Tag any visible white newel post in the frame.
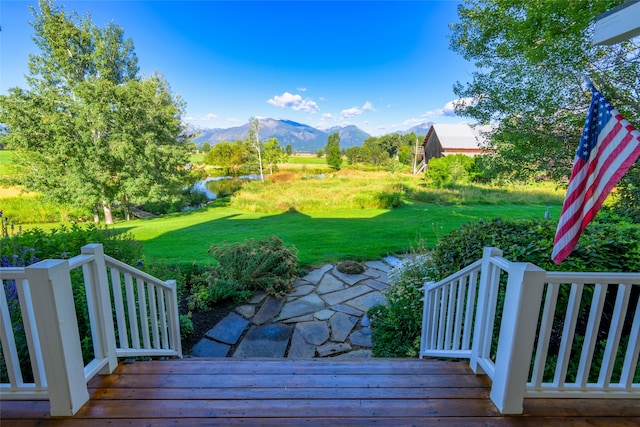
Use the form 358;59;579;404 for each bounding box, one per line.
489;262;546;414
25;260;90;416
470;246;503;374
81;244;118;374
167;279;183;357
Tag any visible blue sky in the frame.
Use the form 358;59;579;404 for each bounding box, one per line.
1;0;476;136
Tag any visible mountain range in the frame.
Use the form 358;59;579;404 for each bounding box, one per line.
190;118;432;153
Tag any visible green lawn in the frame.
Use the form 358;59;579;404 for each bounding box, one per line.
114;201;555;267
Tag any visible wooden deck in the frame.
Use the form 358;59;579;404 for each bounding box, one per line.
2;358;639;426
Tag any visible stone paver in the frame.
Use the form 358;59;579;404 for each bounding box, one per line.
316;274;346;294
362;278;388;292
253;296;285;325
301;264;333;283
330;312;357;342
317;342;352;357
349;330;373;348
296;321;329;346
346;291;387;312
321;285;372;306
331;269;368;285
188;258;398;359
277;293;325;321
288;329;316;358
205;312;249;345
191;338;230;357
233;324;291;358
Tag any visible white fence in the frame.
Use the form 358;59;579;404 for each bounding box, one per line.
0;244;182;416
421;247;640;414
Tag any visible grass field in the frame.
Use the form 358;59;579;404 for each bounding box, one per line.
112;201;555;267
2;151;565;267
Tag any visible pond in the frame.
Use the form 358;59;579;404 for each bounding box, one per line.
192;175;259;200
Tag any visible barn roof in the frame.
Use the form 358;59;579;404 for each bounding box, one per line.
428;123;493;150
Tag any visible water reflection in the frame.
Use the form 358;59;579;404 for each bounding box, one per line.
192;175;258;200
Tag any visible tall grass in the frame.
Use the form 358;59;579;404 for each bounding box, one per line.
230;170;565;213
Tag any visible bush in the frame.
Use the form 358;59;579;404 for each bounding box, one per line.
208;236;299;298
428;217;640;280
424;154;475;188
186;272;251;311
368;217;640;358
369;254;432;357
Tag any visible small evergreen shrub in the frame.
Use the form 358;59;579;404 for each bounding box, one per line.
208;236;299;298
336;260;365;275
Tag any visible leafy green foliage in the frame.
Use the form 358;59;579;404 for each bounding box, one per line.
209;236;299;298
369;254;432;357
612;163;640;223
450;0;639;183
369;217;640;358
179;314;194;339
0;0;191;223
428;217;640;280
326;132;342;170
424;154;476;187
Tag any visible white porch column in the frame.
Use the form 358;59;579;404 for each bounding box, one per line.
25;260;89;416
469;246;503;374
81;244;119;374
489;262;546;414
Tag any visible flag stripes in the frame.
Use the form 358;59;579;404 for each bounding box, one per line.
552;86;640;264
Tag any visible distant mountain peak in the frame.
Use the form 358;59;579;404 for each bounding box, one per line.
190;118;426;152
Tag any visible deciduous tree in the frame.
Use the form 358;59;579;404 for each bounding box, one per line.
450;0;639;185
0;0;190;223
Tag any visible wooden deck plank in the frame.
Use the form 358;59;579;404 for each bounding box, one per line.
110;358;472;375
2;358;638;425
91;372;487;388
89;386;491;400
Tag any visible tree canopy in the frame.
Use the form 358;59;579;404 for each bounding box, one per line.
0;0;191;223
450;0;640;182
326;132;342;170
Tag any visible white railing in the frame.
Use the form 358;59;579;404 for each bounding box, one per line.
0;244;182;416
421;247;640;414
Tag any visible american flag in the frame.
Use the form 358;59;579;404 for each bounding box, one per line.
552;84;640;264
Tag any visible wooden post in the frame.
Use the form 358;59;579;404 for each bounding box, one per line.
25;260;89;416
167;279;183;357
489;262;546;414
470;247;503;374
81;244;118;374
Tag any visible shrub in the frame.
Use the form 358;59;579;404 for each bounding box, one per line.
369;254;432;357
179;314;194;340
186;272;251;311
208;236;299;298
428;217;640;280
336;260;365;275
369;217;640;358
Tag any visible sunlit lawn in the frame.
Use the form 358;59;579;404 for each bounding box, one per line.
113;201;555;267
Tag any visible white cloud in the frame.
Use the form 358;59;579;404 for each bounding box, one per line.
267;92;319;113
425;97;476;118
362;101;376;112
227;117;241;123
297;87;307;92
402;118;427;127
341;107;362;119
203;113;219;121
322;113;334;120
341;101;376;119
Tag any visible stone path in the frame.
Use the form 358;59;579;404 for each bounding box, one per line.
189;257;401;358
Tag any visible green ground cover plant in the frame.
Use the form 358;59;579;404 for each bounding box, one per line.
369;216;640;373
